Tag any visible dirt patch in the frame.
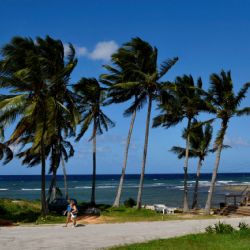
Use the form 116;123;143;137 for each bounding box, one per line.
0;219;16;227
77;215;114;224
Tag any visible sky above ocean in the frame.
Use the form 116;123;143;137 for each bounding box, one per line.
1;0;250;174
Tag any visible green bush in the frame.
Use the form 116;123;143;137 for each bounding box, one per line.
124;198;136;208
238;222;250;231
205;222;235;234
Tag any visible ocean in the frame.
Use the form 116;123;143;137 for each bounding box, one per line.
1;173;250;208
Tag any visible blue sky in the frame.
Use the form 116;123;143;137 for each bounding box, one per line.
1;0;250;174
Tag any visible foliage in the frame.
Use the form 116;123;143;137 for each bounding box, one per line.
238;222;250;231
205;221;235;234
0;199;40;223
0;199;66;224
124;198;136;208
0;126;13;164
73;77;115;141
101;37;178;116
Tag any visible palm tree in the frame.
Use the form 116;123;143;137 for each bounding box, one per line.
153;75;208;212
102;38;178;209
204;70;250;214
73;78;115;205
101;40;159;207
0;36;77;215
170;121;214;209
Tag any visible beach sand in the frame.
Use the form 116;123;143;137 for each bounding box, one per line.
1;217;250;250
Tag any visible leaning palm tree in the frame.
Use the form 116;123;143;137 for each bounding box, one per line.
74;78;115;205
204;70;250;214
0;36;77;215
153;75;208;212
102;38;178;209
170;121;214;209
101;38;177;207
101;69;139;207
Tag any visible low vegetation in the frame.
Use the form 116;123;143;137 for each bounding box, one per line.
0;199;222;225
0;199;64;225
109;222;250;250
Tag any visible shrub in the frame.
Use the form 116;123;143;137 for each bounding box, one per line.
205;221;235;234
238;222;250;231
124;198;136;208
205;225;214;234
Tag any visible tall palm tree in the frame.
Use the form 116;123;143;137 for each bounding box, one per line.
73;78;115;205
153;75;208;212
204;70;250;214
102;38;178;209
0;36;77;215
101;40;161;207
170;121;214;209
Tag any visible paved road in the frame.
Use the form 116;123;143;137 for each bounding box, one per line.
1;217;250;250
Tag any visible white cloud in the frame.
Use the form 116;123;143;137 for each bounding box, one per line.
64;40;118;61
89;41;118;61
64;43;88;57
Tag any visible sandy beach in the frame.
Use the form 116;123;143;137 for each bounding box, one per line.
1;217;250;250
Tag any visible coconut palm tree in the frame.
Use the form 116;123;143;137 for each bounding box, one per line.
153;75;208;212
204;70;250;214
170;121;214;209
102;38;178;209
0;36;77;215
73;78;115;205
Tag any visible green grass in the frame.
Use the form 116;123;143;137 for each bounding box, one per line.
109;230;250;250
0;199;221;225
101;206;165;222
0;199;65;224
0;199;41;223
100;206;219;223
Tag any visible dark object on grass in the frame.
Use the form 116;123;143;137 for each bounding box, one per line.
83;207;101;215
48;198;68;214
124;198;136;208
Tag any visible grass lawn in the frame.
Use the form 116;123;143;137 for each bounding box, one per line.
109;230;250;250
0;199;222;225
0;199;65;225
99;206;221;223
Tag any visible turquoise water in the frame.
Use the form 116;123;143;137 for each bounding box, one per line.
1;173;250;207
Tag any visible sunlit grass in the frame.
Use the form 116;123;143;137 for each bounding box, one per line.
109;230;250;250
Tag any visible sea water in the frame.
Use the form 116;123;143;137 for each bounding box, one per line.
1;173;250;207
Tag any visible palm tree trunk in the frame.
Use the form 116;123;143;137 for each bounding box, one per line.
204;143;223;214
136;96;152;209
91;121;97;206
113;109;137;207
41;137;48;216
183;118;191;213
61;157;68;200
47;167;57;203
191;158;202;209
